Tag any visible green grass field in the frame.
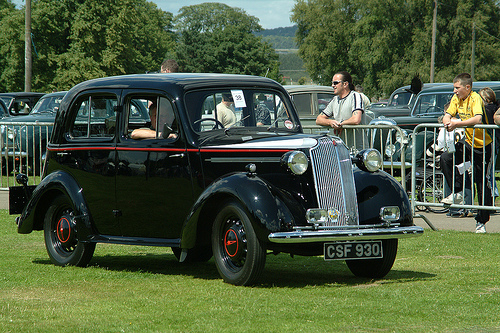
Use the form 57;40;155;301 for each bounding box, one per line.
1;209;499;332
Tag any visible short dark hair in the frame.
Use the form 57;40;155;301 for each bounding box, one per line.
222;93;233;102
453;73;472;87
161;59;179;73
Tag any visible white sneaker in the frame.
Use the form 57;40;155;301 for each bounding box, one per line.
441;192;463;205
476;222;486;234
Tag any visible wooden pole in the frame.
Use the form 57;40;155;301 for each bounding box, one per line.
471;22;476;81
24;0;32;92
430;0;437;83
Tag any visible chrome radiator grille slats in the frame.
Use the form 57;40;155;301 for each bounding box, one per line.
310;137;359;226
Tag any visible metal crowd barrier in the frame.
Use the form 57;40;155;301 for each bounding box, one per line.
0;121;53;189
411;123;500;228
302;124;410;189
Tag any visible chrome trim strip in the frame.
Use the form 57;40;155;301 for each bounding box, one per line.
268;225;424;243
206;157;281;163
204;137;318;150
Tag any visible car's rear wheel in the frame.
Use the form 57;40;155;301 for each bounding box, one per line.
212;200;266;286
345;239;398;278
44;194;95;267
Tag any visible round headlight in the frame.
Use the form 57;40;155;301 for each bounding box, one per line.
281;151;308;175
385;143;396;157
361;149;382;172
7;128;16;140
396;130;409;144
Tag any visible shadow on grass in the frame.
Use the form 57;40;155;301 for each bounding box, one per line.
33;252;435;288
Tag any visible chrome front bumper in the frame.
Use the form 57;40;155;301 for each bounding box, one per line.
268;225;423;244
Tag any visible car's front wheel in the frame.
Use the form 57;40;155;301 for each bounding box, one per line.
212;200;266;286
345;239;398;278
43;194;95;267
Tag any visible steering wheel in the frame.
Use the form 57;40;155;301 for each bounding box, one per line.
424;106;442;114
193;118;224;130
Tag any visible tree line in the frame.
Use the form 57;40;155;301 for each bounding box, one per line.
291;0;500;100
0;0;280;92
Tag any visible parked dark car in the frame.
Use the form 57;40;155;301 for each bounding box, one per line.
372;81;500;166
370;100;389;109
372;83;447;119
0;92;45;116
10;74;423;286
0;91;66;175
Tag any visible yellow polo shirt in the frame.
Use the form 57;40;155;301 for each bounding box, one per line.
446;91;491;148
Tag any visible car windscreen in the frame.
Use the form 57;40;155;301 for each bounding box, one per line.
412;93;454;116
388;91;412;107
31;95;65;114
185;89;300;133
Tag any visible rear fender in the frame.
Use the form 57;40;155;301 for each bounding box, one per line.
16;170;93;240
181;172;294;249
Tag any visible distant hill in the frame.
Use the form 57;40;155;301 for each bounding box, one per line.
255;26;307;84
255;26;297;38
255;26;298;50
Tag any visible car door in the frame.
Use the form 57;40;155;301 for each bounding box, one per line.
115;91;194;239
57;90;120;235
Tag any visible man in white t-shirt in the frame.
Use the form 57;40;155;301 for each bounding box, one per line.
216;94;236;127
316;71;368;151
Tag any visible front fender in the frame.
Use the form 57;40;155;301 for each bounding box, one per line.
181;172;295;249
354;168;412;226
17;170;93;240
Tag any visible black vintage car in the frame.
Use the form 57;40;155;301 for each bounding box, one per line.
11;74;423;286
0;92;45;116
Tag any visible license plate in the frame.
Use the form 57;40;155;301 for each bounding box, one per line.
324;241;383;260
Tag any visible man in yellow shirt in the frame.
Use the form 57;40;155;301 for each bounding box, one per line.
440;73;493;233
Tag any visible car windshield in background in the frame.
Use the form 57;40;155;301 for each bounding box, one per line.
185;89;299;132
412;93;454;117
0;97;12;107
388;91;412;107
31;95;65;114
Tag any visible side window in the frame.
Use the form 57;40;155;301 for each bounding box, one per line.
70;95;117;139
291;94;312;116
127;95;178;140
12;98;32;115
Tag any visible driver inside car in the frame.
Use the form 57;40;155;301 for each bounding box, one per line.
131;99;177;140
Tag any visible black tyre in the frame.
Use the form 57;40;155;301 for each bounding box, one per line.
43;195;95;267
212;200;266;286
345;239;398;278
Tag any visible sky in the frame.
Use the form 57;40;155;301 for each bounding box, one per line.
11;0;296;29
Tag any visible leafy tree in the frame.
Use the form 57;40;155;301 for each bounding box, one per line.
173;3;281;81
0;2;23;91
0;0;175;92
292;0;500;99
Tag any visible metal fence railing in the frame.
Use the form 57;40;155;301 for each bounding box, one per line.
0;121;53;188
302;124;410;189
410;123;500;228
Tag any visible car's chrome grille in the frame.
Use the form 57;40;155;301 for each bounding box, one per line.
310;136;359;226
